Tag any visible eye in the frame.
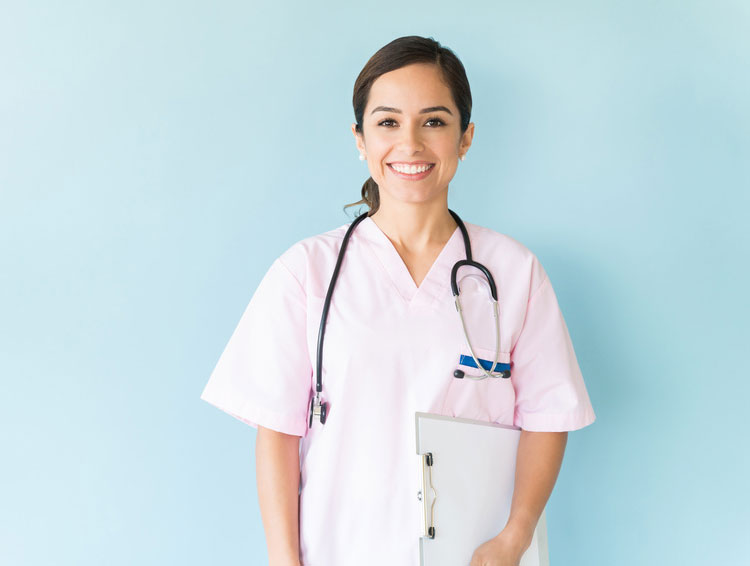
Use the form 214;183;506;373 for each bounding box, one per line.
377;116;446;128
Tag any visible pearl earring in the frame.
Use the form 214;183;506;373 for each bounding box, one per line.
359;154;366;161
460;154;466;161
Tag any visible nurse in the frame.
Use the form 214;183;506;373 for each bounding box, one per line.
200;35;596;566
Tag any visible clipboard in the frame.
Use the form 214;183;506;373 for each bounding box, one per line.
415;412;550;566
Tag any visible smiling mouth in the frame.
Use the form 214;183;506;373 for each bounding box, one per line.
387;163;435;175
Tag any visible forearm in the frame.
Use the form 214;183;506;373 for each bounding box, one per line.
256;425;302;566
502;430;568;549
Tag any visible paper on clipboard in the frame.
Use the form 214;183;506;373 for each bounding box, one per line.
415;412;550;566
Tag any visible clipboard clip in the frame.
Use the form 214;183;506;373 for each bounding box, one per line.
417;451;437;539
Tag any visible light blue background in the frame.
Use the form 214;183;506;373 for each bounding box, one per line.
1;1;748;564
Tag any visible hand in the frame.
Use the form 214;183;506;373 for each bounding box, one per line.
468;528;530;566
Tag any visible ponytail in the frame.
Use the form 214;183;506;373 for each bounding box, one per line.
343;176;379;216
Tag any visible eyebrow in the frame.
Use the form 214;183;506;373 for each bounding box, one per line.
370;105;453;116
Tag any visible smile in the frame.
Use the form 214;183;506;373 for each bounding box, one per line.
387;162;435;180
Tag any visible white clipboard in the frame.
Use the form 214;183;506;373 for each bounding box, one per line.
415;412;550;566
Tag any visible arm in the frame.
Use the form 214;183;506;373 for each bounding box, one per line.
470;430;568;566
505;430;568;546
256;425;302;566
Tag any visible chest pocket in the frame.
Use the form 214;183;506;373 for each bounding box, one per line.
440;344;516;426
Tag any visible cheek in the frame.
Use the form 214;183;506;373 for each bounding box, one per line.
368;161;388;182
437;141;460;160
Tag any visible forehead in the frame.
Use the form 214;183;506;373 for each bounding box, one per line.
367;63;454;112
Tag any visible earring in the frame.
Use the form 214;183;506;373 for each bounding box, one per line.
460;154;466;161
359;154;366;161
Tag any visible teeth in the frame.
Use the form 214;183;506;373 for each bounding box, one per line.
391;163;432;174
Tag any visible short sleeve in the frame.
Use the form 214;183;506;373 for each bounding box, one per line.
510;264;596;432
200;256;312;437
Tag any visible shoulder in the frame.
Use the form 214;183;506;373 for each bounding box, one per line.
272;221;351;291
464;221;548;297
465;222;533;260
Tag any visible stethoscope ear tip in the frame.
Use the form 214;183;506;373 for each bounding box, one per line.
452;368;511;380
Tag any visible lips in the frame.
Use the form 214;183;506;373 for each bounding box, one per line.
387;162;435;180
387;163;435;172
387;162;434;167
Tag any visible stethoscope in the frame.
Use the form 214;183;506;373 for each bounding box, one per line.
309;209;510;428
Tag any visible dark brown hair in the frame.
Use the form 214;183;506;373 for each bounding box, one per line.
344;35;473;216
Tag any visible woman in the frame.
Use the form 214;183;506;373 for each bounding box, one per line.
200;35;596;566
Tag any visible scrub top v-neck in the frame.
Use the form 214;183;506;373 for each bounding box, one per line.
200;216;596;566
359;216;463;308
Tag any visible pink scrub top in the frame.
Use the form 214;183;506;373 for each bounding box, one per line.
200;216;596;566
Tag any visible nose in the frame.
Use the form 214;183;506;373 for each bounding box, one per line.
397;122;425;153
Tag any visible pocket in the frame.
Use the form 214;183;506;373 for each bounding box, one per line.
440;344;515;424
455;344;511;378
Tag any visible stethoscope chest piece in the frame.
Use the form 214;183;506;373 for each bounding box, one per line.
309;394;327;428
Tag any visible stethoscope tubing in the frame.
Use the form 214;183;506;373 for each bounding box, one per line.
311;209;507;427
314;211;369;396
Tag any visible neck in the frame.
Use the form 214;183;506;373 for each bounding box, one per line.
370;201;458;251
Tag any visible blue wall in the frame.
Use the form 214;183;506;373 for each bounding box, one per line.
1;1;748;564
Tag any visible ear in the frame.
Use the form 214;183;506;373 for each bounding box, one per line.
459;122;475;155
351;123;366;155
